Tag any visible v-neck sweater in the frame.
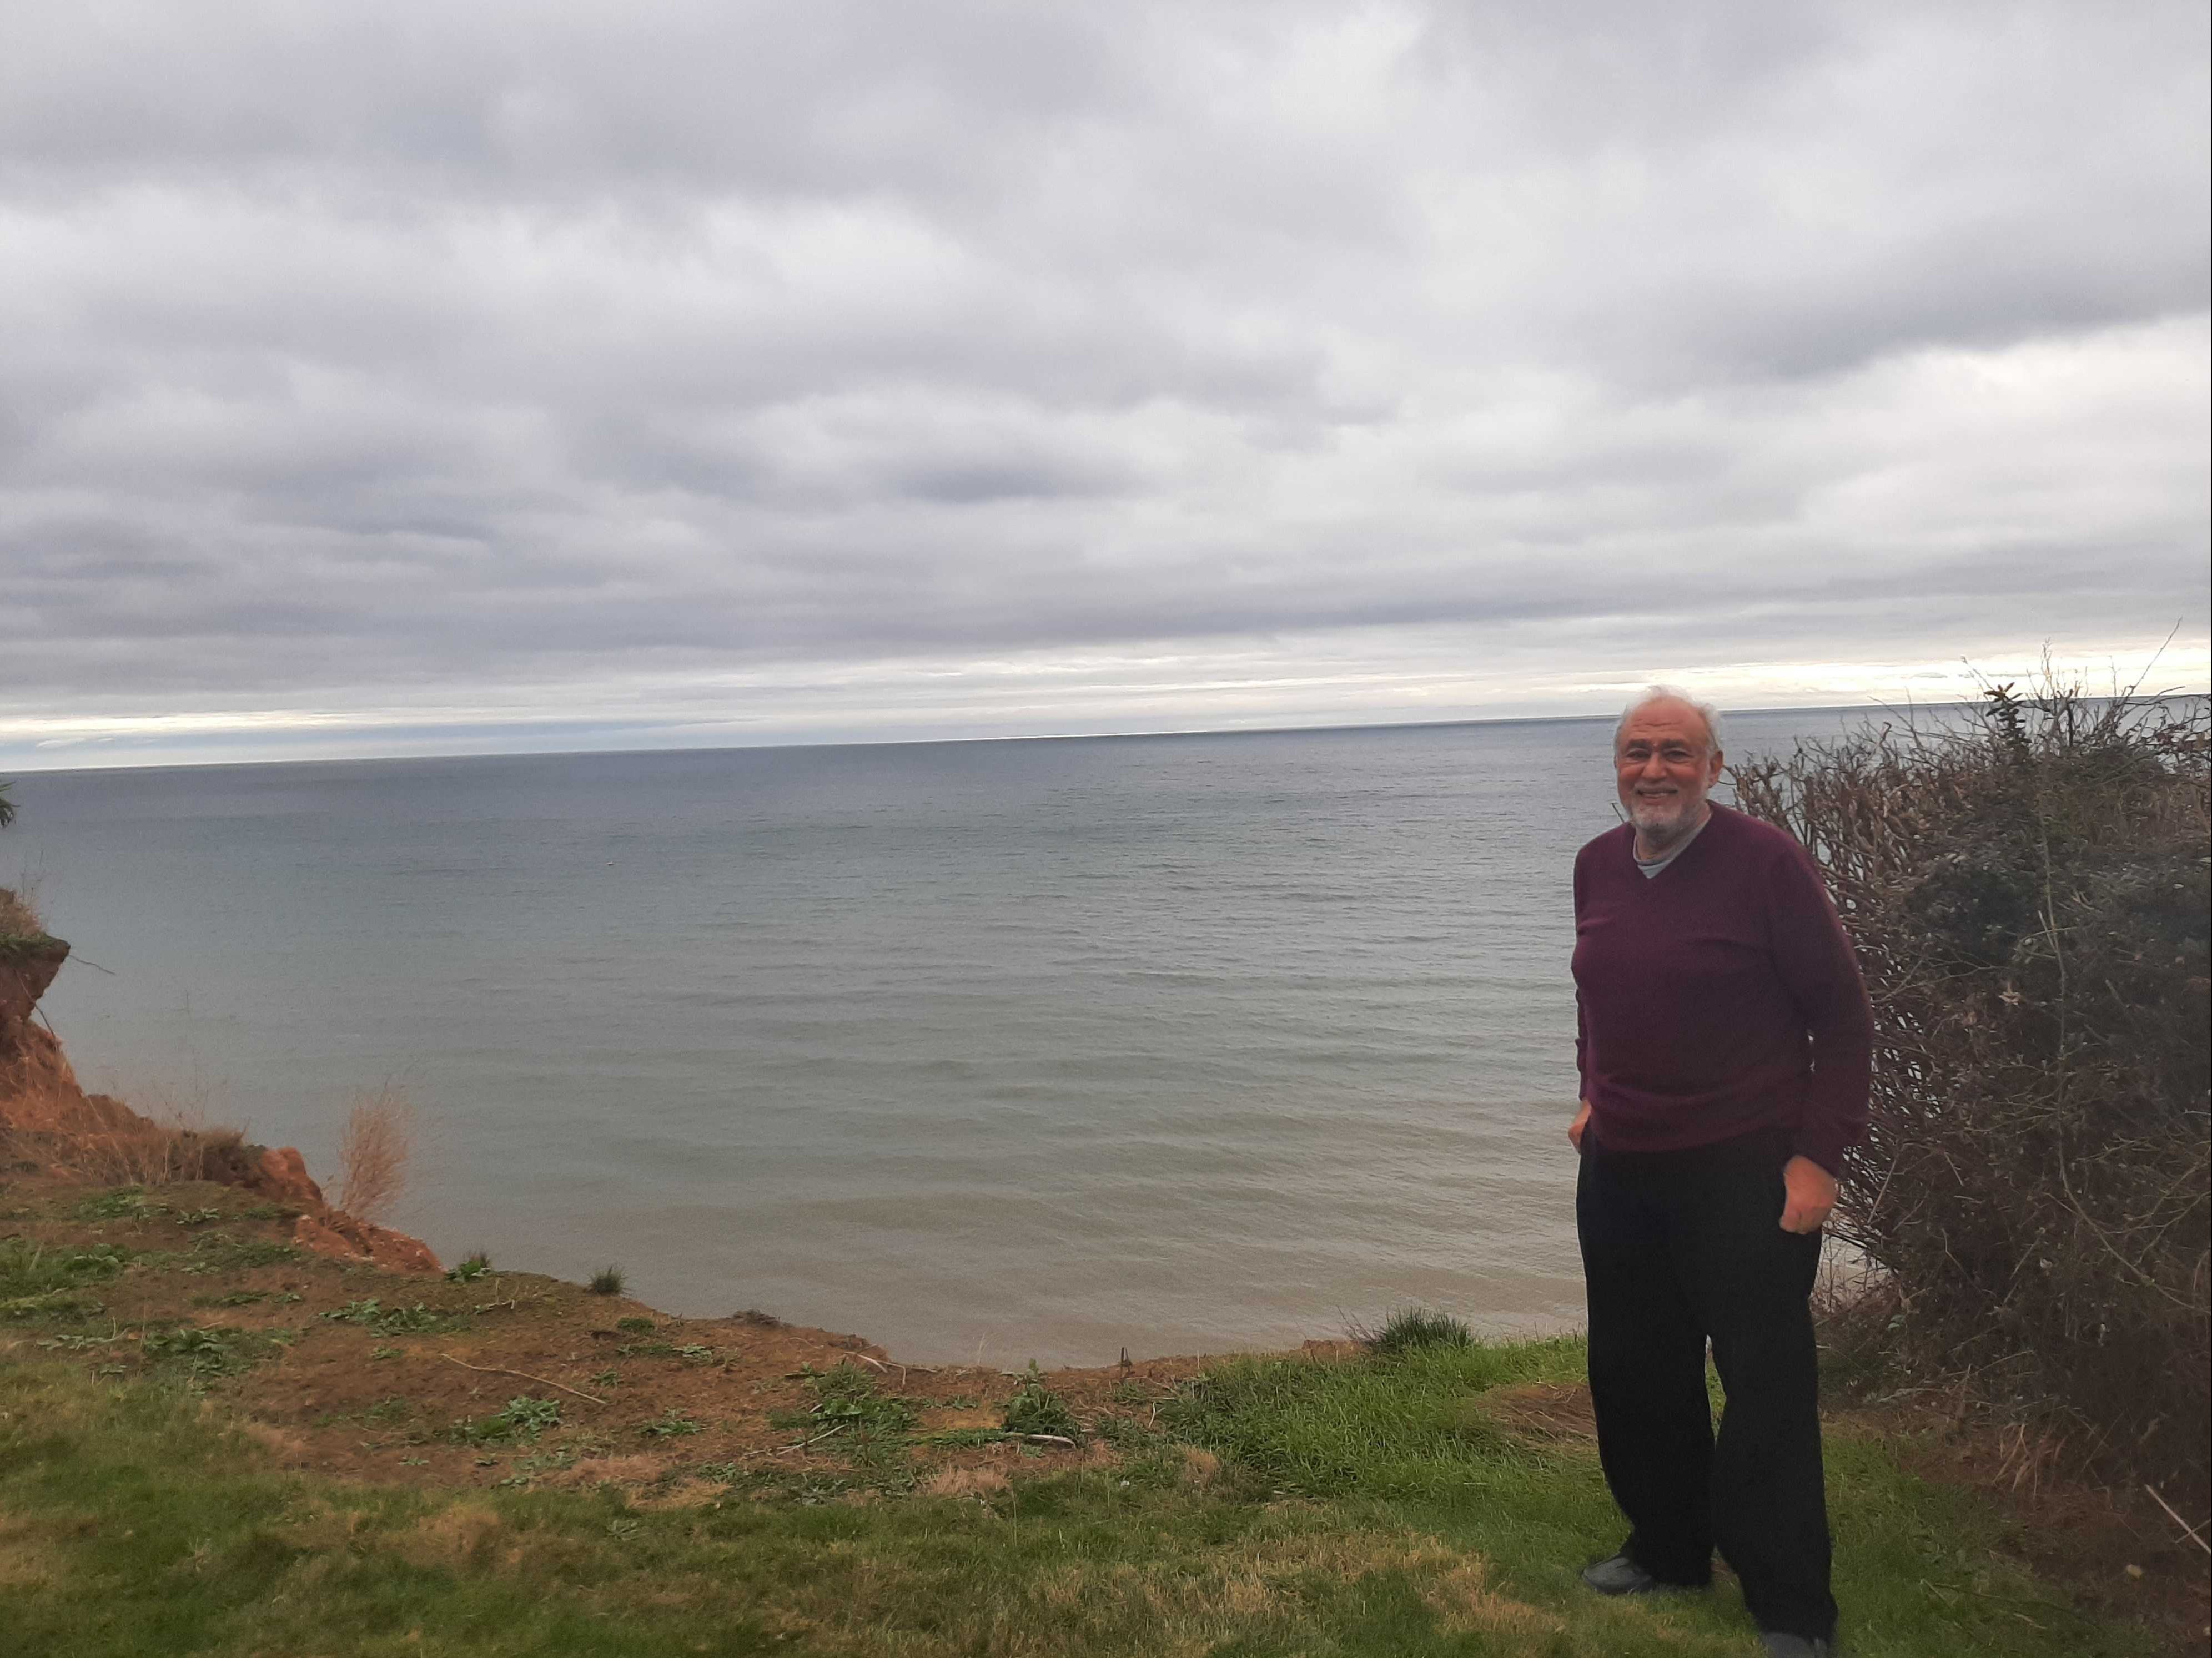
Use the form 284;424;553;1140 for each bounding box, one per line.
1571;804;1872;1175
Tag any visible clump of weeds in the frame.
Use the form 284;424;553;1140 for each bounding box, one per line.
321;1298;461;1336
72;1189;158;1222
1002;1363;1083;1442
1354;1306;1474;1358
773;1362;915;1441
450;1395;562;1445
140;1324;289;1388
178;1232;299;1273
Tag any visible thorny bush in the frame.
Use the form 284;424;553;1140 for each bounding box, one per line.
1732;679;2209;1497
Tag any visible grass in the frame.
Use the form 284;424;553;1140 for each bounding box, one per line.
1001;1362;1083;1440
0;1348;2173;1658
319;1297;465;1337
1359;1305;1477;1357
0;1236;130;1322
772;1362;916;1440
0;881;44;938
138;1323;292;1388
450;1395;564;1445
0;1169;2189;1654
589;1264;625;1296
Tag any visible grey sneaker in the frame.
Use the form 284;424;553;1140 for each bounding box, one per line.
1758;1634;1833;1657
1579;1553;1702;1596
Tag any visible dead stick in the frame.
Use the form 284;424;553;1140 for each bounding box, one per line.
2144;1485;2212;1555
780;1422;848;1453
1017;1434;1077;1448
439;1352;606;1406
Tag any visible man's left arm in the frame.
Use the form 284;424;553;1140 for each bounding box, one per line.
1767;845;1874;1234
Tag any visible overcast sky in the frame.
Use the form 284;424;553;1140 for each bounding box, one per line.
3;1;2206;768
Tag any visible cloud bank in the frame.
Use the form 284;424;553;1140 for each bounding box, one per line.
2;0;2206;765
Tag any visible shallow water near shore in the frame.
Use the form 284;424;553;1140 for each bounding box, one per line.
15;709;1870;1365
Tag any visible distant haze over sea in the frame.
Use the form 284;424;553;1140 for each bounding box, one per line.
19;708;1903;1363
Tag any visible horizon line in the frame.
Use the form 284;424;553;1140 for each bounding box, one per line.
1;696;1997;779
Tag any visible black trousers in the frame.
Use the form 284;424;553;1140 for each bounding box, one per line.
1575;1135;1837;1640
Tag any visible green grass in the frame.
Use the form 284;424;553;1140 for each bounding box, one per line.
1165;1338;1586;1497
72;1188;160;1222
0;1236;130;1322
1001;1361;1083;1440
174;1230;301;1274
0;1340;2171;1656
1361;1306;1477;1357
319;1297;465;1337
771;1362;917;1440
138;1323;293;1388
450;1395;564;1445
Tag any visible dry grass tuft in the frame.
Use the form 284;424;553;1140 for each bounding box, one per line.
921;1464;1011;1499
0;1049;255;1189
64;1120;254;1188
0;884;43;938
393;1503;505;1570
336;1084;415;1223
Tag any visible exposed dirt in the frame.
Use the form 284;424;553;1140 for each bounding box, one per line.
0;1163;1228;1498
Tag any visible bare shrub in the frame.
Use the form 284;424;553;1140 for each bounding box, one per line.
1732;677;2210;1498
336;1084;415;1223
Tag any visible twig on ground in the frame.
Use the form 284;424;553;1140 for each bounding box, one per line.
780;1422;849;1454
438;1352;606;1406
1015;1433;1077;1448
2143;1485;2212;1555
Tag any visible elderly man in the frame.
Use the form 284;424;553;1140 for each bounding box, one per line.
1567;688;1871;1658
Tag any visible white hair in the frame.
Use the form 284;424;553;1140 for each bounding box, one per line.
1615;684;1724;753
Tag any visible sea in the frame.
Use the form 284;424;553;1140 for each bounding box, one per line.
9;707;1877;1367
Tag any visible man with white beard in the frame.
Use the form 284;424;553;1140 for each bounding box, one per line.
1565;687;1872;1658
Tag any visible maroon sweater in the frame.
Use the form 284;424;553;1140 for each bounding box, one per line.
1572;804;1872;1175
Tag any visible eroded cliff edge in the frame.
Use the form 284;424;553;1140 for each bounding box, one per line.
0;928;441;1274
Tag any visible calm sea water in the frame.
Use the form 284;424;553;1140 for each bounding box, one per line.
10;709;1867;1365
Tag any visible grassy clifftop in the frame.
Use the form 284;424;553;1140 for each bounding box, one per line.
2;1162;2202;1656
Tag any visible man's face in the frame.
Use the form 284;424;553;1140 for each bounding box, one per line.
1615;699;1723;846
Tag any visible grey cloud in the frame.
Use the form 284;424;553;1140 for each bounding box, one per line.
0;1;2204;757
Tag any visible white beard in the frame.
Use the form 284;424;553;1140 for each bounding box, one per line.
1628;794;1702;847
